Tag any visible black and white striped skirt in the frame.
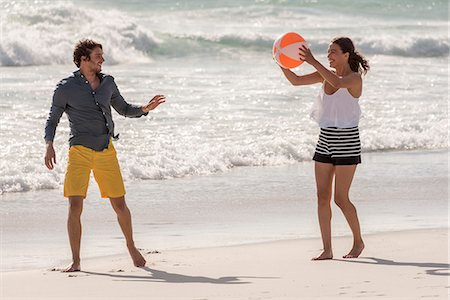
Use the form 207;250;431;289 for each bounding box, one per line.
313;127;361;165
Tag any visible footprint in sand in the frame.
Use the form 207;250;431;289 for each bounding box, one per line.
67;274;89;278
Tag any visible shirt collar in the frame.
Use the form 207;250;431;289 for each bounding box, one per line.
74;69;105;82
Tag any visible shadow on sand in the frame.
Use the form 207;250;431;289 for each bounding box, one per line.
82;266;278;284
334;257;449;276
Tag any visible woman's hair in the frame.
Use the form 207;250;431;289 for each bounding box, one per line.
332;37;369;75
73;39;103;67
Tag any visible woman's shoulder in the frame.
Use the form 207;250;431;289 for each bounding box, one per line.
346;72;363;87
349;71;362;79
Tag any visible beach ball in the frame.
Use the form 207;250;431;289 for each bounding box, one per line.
273;32;307;69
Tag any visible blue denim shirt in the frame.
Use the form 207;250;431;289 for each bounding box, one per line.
44;70;147;151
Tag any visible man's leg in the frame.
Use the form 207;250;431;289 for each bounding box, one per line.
109;196;146;267
63;144;92;272
64;196;84;272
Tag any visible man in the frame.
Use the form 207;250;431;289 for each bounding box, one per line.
44;39;165;272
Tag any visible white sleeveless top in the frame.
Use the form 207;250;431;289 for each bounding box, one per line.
310;83;361;128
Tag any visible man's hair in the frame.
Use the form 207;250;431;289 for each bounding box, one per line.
73;39;103;67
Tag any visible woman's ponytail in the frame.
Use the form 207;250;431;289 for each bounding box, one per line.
349;50;370;75
332;37;370;75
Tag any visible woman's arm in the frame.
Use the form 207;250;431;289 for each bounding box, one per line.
280;68;323;86
299;46;360;89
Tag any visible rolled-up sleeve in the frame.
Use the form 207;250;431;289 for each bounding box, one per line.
44;84;67;142
110;78;148;118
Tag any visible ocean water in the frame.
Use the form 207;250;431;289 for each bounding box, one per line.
1;0;448;193
0;0;448;271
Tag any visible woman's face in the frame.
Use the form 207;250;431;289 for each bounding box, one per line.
327;43;349;69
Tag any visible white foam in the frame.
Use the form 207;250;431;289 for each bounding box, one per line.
1;2;157;66
1;1;448;67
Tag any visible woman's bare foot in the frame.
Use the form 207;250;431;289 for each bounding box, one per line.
343;241;365;258
312;250;333;261
128;246;146;267
62;262;80;272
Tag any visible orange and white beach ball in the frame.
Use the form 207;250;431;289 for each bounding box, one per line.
273;32;307;69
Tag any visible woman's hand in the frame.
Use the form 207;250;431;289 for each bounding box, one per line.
299;45;317;65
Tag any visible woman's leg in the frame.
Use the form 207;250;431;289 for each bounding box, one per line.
334;165;364;258
312;162;335;260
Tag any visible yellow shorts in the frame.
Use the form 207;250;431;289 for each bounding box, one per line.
64;140;126;198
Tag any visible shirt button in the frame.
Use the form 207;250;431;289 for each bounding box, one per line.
96;102;99;105
85;81;88;84
102;112;105;115
92;92;95;95
106;123;109;126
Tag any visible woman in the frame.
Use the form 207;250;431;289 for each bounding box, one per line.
280;37;369;260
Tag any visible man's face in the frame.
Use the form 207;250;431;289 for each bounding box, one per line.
83;47;104;73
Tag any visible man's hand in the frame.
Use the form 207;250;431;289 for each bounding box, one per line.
142;95;166;113
45;142;56;170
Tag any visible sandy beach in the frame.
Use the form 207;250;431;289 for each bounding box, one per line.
1;228;448;299
2;150;448;274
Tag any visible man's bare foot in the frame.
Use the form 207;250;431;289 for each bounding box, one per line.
312;250;333;261
62;262;80;272
128;246;146;267
343;242;365;258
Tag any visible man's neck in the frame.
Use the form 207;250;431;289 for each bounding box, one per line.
79;67;98;83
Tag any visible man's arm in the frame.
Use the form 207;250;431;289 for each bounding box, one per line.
44;84;67;170
111;79;165;116
110;79;150;118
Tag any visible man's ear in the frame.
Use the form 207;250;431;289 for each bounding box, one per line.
81;55;89;62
